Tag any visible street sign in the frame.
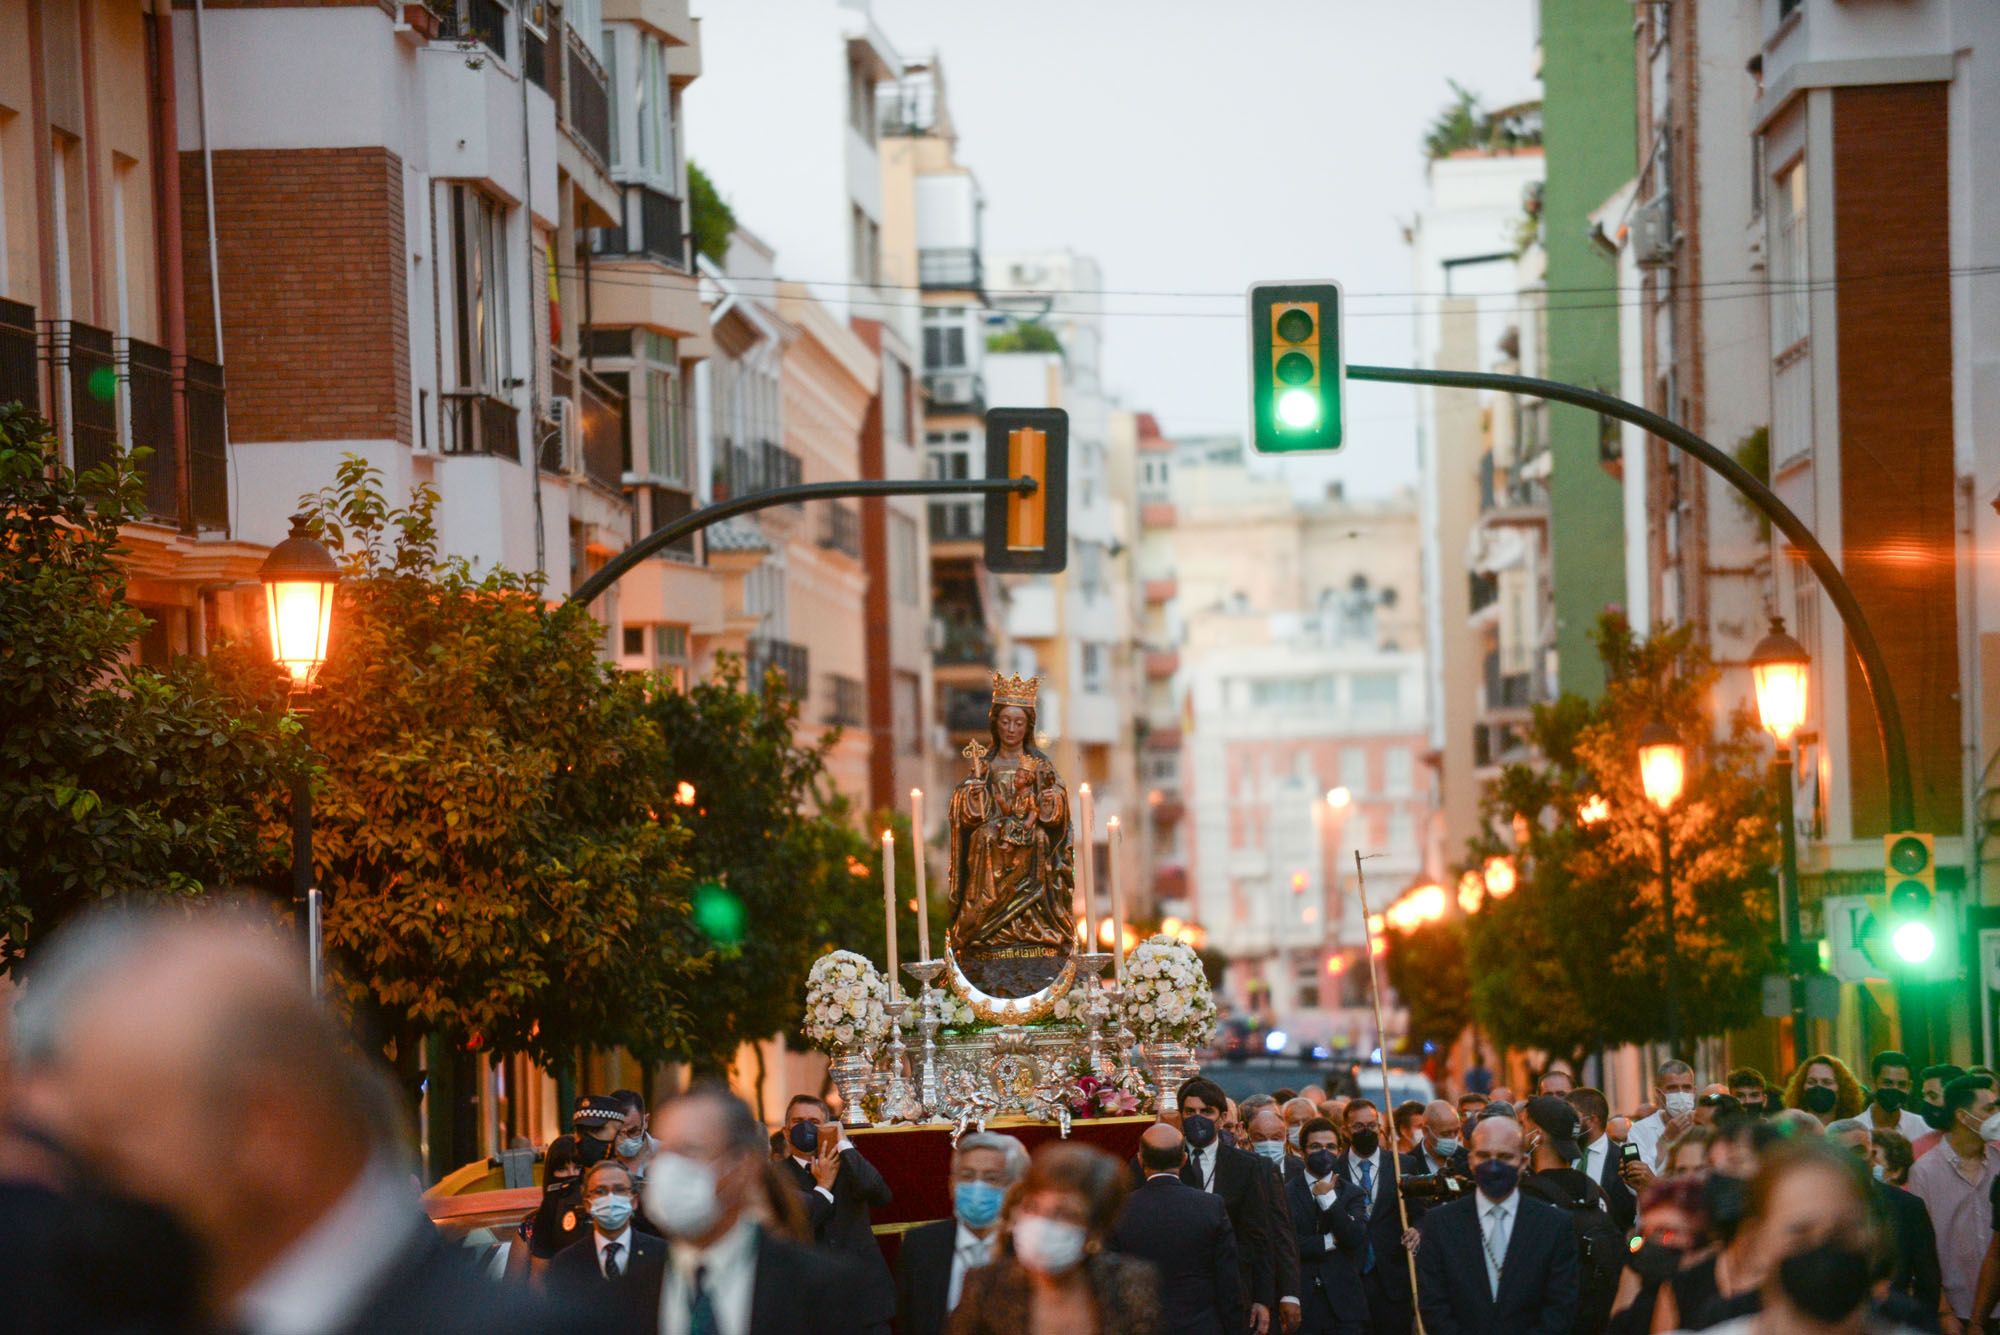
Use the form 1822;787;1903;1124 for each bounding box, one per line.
1825;894;1880;984
982;408;1068;575
1249;281;1344;454
1762;971;1841;1019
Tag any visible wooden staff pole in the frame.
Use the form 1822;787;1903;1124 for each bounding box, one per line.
1354;850;1424;1335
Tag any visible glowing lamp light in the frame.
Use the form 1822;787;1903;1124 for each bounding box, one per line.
1264;1030;1290;1054
1325;786;1352;811
1291;870;1309;892
258;513;340;688
1483;855;1517;900
1458;872;1484;915
1409;883;1447;921
1578;794;1611;826
1277;388;1321;429
1325;956;1346;975
1366;913;1385;937
1637;718;1687;812
1161;916;1184;938
675;781;698;806
1891;919;1937;964
1098;918;1117;947
1749;617;1811;745
1370;936;1387;957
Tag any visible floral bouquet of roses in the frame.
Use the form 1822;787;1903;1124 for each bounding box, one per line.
1119;934;1218;1047
1066;1073;1141;1119
802;950;891;1054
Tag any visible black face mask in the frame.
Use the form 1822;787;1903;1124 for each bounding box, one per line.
788;1121;820;1155
1737;1099;1765;1119
1349;1128;1381;1158
1183;1115;1218;1150
575;1133;611;1166
1922;1099;1954;1131
1777;1239;1874;1323
1874;1087;1907;1113
1802;1086;1838;1115
1305;1148;1339;1178
1627;1239;1685;1284
1702;1173;1749;1236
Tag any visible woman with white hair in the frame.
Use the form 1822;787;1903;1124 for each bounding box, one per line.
894;1131;1031;1335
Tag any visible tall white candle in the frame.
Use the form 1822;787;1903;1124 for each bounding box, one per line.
882;829;899;1000
1107;816;1127;981
1077;783;1096;950
911;789;930;962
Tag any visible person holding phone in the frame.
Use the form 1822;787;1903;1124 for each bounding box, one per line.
781;1094;897;1334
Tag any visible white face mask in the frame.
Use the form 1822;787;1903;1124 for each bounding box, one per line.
1978;1110;2000;1143
1662;1091;1696;1118
1012;1215;1087;1275
642;1152;722;1239
1286;1126;1302;1147
1252;1139;1287;1164
1872;1162;1887;1182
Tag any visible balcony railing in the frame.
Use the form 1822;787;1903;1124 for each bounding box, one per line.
0;299;36;413
186;357;228;530
933;617;993;666
824;674;866;728
564;27;611;168
437;0;508;61
121;338;177;523
57;321;119;479
943;686;991;733
594;186;685;270
918;248;982;291
747;637;809;698
818;502;862;558
712;437;803;502
443;391;520;460
641;484;697;561
922;370;985;415
576;366;626;491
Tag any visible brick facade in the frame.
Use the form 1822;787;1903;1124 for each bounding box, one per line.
180;147;411;446
1832;83;1959;836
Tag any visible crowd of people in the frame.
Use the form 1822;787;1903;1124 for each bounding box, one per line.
5;910;2000;1335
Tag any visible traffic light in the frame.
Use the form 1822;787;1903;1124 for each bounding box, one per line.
1249;281;1344;454
983;407;1068;574
1882;832;1941;967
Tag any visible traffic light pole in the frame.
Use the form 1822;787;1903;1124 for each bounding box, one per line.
567;477;1037;609
1347;362;1915;832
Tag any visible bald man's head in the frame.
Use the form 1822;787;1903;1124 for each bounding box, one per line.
1248;1108;1287;1145
1140;1121;1187;1174
13;908;404;1308
1468;1111;1525;1200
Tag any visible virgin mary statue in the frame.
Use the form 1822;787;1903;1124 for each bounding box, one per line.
945;672;1076;997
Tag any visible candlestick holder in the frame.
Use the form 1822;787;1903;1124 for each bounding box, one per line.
1075;952;1113;1079
902;959;946;1118
880;998;924;1124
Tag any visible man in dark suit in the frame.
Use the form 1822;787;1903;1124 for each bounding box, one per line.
1244;1106;1305;1331
645;1083;873;1334
1336;1098;1423;1335
1828;1118;1941;1316
1563;1088;1636;1233
545;1160;666;1331
895;1130;1028;1335
1290;1117;1372;1334
1113;1122;1248;1334
781;1093;896;1332
1413;1115;1577;1335
1179;1076;1277;1334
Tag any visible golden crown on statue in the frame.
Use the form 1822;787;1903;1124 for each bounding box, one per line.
990;672;1040;708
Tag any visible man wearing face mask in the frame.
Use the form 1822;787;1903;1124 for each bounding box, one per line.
1412;1114;1577;1333
610;1090;657;1177
1412;1101;1469;1179
1725;1067;1770;1118
1869;1053;1935;1143
1286;1099;1324;1159
1247;1107;1306;1331
895;1132;1027;1335
1519;1097;1620;1335
1625;1060;1697;1178
1178;1076;1278;1335
641;1084;867;1334
1338;1098;1424;1335
546;1160;665;1326
1285;1118;1370;1334
1827;1118;1942;1321
780;1094;896;1333
1113;1122;1248;1335
1562;1090;1634;1234
574;1095;626;1167
1908;1074;2000;1332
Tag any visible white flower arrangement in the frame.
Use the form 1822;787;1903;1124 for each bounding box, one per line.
802;950;891;1053
1119;935;1217;1046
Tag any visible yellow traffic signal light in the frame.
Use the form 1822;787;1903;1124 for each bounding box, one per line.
983;408;1068;574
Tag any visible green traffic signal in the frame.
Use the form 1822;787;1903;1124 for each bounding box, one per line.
1277;388;1321;428
1250;282;1343;454
1891;919;1937;964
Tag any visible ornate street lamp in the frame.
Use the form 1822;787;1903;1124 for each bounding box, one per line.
1637;716;1687;1056
1750;616;1813;1062
259;514;340;992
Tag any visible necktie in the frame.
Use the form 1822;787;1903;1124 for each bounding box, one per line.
690;1263;718;1335
1484;1205;1509;1298
602;1240;622;1279
1357;1160;1376;1274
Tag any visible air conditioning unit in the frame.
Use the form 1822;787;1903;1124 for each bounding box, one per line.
927;371;977;404
546;397;583;475
1630;194;1675;269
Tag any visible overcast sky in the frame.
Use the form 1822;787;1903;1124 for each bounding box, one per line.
688;1;1537;496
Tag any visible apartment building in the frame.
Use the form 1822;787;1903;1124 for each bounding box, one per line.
1;0;267;657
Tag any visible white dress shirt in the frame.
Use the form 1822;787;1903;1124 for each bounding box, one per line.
594;1226;635;1277
232;1157;426;1335
1304;1171;1344;1252
791;1154;838;1204
947;1222;996;1312
1346;1148;1384;1210
1477;1190;1520;1299
1626;1111;1668;1171
660;1217;760;1335
1188;1143;1220;1191
1577;1134;1609;1187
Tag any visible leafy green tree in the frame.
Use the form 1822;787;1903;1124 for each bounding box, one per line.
986;322;1064;356
212;458;705;1094
1385;916;1472;1055
0;405;296;971
1460;615;1778;1068
688;162;738;265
